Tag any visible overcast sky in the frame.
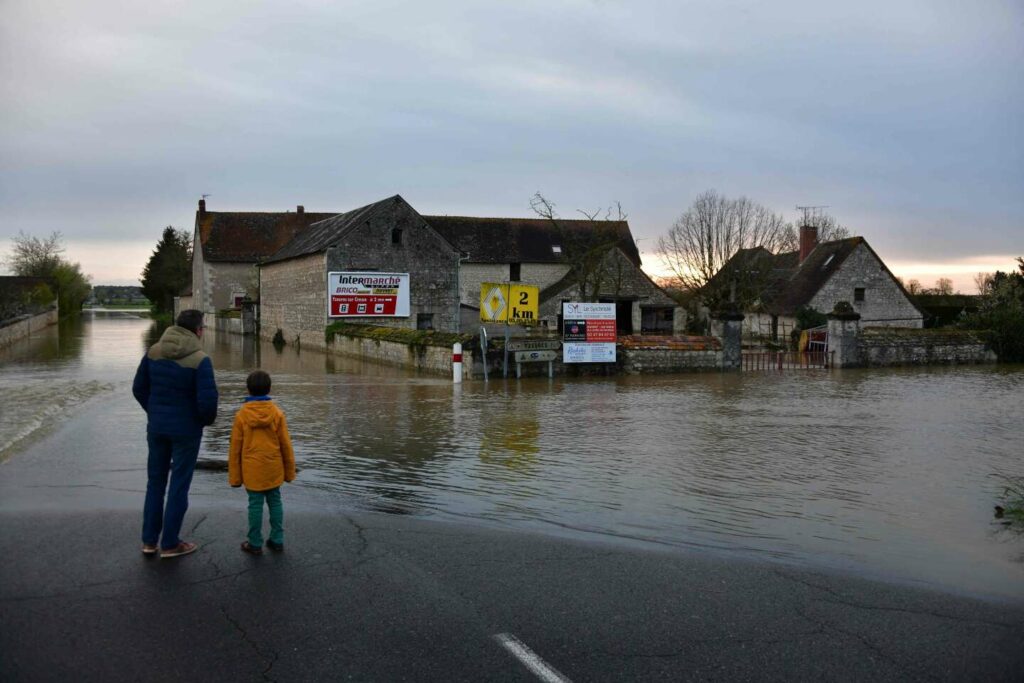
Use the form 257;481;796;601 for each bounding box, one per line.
1;0;1021;289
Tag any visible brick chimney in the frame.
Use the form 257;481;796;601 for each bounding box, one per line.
799;224;818;263
296;205;304;214
198;198;206;217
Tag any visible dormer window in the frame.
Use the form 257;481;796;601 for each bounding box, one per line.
391;228;403;245
552;245;562;254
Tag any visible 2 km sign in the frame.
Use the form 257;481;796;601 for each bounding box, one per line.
480;283;539;325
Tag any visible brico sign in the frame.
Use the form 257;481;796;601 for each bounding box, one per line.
479;283;539;325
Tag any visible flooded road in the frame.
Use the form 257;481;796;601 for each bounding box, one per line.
2;311;1023;598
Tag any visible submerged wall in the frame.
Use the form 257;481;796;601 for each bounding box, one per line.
0;308;58;348
827;313;997;367
858;327;996;366
326;330;467;376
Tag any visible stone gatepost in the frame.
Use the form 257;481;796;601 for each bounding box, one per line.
827;302;861;368
712;310;744;370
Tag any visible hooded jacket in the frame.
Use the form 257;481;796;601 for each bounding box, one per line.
228;398;296;491
132;325;218;437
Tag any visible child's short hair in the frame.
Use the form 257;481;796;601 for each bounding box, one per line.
246;370;272;396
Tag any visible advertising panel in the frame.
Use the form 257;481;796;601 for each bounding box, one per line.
562;302;617;363
327;272;410;318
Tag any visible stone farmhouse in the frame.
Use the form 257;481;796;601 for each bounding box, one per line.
188;195;681;348
711;224;923;339
190;198;337;314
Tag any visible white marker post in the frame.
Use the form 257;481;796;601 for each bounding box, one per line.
452;342;463;383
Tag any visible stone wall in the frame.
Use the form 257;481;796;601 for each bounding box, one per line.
858;327;996;366
326;332;465;376
619;348;722;373
809;244;923;327
260;252;327;348
0;308;58;348
208;262;256;314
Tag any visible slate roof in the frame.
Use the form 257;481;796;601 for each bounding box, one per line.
713;237;920;316
424;216;641;267
197;209;338;263
768;238;865;314
265;195;416;264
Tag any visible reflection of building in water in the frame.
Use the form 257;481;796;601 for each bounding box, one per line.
478;414;540;472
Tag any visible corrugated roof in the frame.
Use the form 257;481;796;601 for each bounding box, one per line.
424;216;641;266
265;196;401;264
197;210;338;263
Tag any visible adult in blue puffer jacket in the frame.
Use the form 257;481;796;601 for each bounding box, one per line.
133;309;218;559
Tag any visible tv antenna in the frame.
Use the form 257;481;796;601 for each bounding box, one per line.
796;205;829;226
201;193;211;200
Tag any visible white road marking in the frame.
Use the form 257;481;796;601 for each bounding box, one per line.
493;632;573;683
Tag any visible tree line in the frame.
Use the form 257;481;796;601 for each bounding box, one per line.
2;232;91;317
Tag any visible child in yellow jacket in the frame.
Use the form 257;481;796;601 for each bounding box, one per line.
229;370;296;554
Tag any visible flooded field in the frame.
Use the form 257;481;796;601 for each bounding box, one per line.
2;311;1022;597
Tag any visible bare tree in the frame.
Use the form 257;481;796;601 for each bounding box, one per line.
905;278;923;295
933;277;954;295
973;272;994;295
530;192;627;302
657;190;790;304
5;231;65;277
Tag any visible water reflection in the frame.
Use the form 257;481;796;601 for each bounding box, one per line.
2;314;1023;597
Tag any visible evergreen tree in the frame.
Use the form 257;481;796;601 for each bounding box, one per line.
140;227;192;316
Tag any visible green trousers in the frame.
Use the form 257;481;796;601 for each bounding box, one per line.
246;487;283;548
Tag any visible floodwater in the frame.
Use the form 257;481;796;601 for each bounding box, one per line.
2;311;1023;598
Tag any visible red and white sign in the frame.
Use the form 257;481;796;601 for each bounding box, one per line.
562;302;617;363
328;272;410;318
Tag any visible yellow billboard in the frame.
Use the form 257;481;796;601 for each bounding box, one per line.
480;283;538;324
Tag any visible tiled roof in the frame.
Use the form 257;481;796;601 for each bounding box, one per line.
264;196;402;264
424;216;641;266
197;210;338;263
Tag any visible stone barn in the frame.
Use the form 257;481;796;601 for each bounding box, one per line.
259;195;461;348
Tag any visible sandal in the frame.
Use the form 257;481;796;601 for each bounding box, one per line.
142;544;159;556
160;541;198;558
241;541;263;555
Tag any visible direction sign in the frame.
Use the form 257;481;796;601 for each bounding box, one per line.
514;350;558;363
506;339;561;352
508;284;539;324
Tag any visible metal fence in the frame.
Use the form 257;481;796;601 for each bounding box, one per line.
742;350;833;371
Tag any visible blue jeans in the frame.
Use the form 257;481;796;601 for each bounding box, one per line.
247;487;284;548
143;432;202;550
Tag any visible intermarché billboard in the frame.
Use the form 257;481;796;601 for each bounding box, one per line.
327;271;410;317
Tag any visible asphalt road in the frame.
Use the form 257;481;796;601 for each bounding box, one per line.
1;393;1023;681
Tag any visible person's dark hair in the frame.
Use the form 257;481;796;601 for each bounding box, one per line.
176;309;205;334
246;370;271;397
